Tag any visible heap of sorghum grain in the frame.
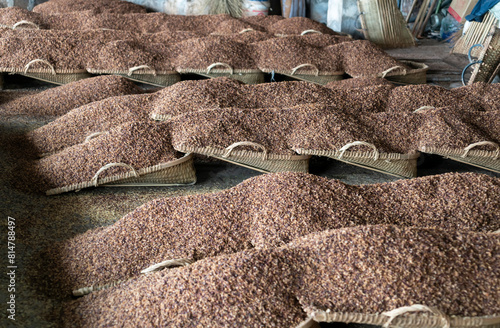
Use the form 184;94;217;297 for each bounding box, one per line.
45;171;500;293
31;121;180;192
43;10;96;30
453;82;500;111
169;106;301;155
266;16;338;35
62;225;499;327
338;40;410;78
86;40;176;72
140;30;203;44
212;30;273;44
32;0;147;14
0;36;88;71
253;36;343;73
26;92;154;155
0;75;143;118
0;7;44;27
385;84;484;112
172;36;258;71
240;14;285;29
210;16;266;34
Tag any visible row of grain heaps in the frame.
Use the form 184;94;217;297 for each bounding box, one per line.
0;4;419;85
17;76;500;195
42;171;500;327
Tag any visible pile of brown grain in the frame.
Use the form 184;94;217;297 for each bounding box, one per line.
87;40;176;73
140;30;203;44
33;0;147;14
453;82;500;111
173;36;258;71
0;28;138;42
240;14;285;29
266;16;338;35
0;75;143;118
44;171;500;294
253;36;343;73
62;225;499;327
43;10;97;30
0;7;44;28
210;16;265;34
0;36;89;71
27;92;154;156
31;121;180;192
170;107;299;155
339;40;410;78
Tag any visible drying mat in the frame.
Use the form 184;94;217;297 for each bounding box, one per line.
177;142;310;173
468;27;500;84
87;66;180;87
297;305;500;328
357;0;415;49
421;142;500;174
177;63;264;84
377;60;428;84
46;153;196;196
296;141;419;178
453;12;499;56
2;59;91;85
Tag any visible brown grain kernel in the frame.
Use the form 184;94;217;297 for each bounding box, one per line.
0;7;44;27
266;16;339;35
45;171;500;293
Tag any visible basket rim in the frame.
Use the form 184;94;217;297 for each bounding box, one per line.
45;153;194;195
177;144;311;160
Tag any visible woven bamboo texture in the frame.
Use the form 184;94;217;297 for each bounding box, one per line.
357;0;416;49
381;60;428;84
469;27;500;84
46;153;196;195
301;307;500;328
177;144;310;173
453;12;499;56
421;145;500;173
196;72;265;84
296;147;419;178
86;68;180;87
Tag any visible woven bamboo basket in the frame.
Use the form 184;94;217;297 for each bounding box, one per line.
177;62;264;84
46;153;196;196
296;304;500;328
377;60;428;84
260;63;344;85
176;142;310;173
87;65;181;87
357;0;415;49
0;20;41;30
421;142;500;173
468;27;500;84
1;59;92;85
295;141;419;178
452;12;498;56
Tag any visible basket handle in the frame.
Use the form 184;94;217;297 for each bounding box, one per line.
84;132;105;143
12;20;39;30
91;162;139;187
291;64;319;76
128;65;156;76
468;44;483;63
223;141;268;160
24;59;56;75
206;62;234;75
381;65;407;78
239;28;255;33
141;258;194;274
382;304;450;328
413;106;435;113
339;141;379;161
462;141;499;159
300;29;322;35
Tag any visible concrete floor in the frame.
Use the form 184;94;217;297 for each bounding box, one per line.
0;39;498;328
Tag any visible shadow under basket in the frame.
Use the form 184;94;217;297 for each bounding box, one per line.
87;67;181;87
19;71;92;85
176;143;310;173
296;143;419;178
296;305;500;328
45;153;196;196
421;143;500;174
